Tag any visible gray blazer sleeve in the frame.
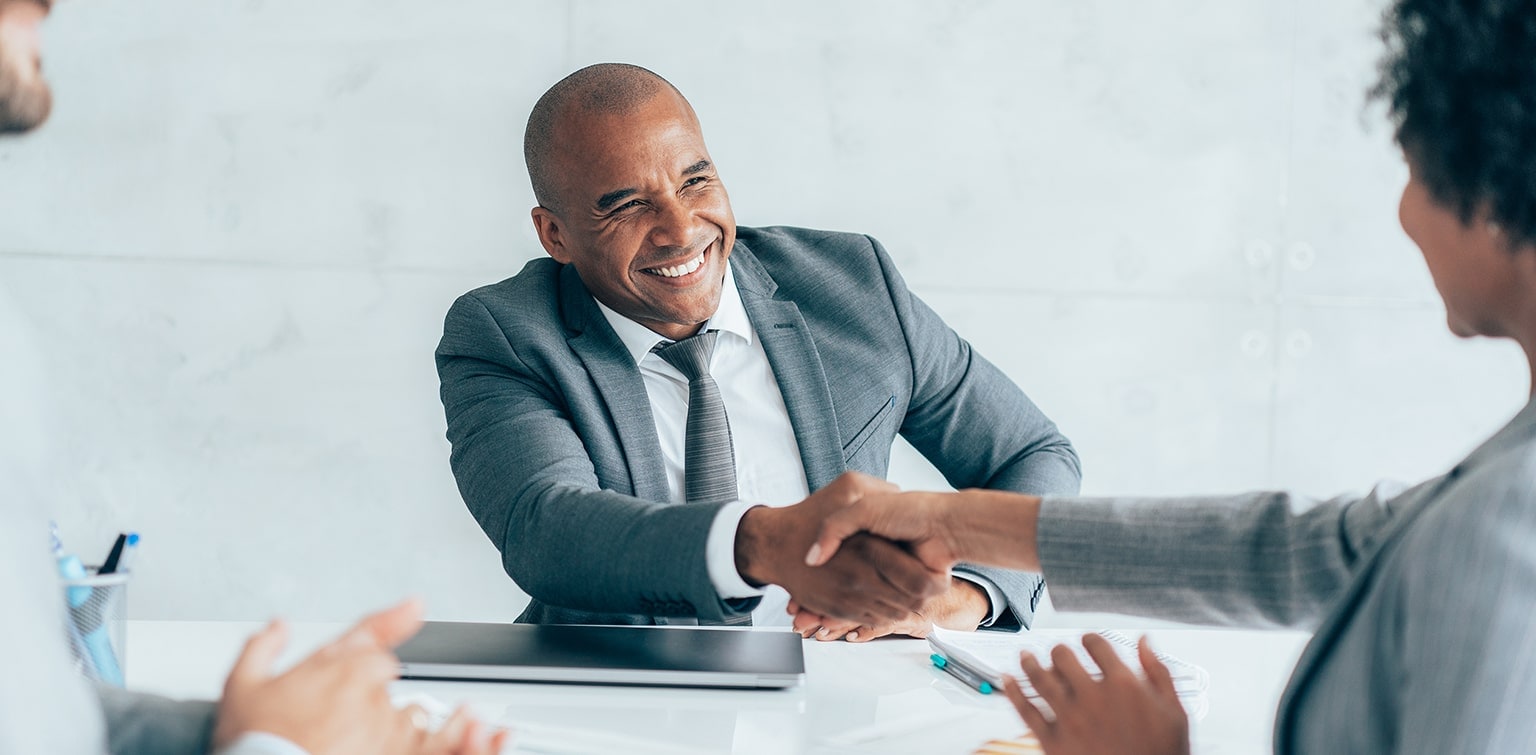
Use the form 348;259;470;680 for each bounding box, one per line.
870;236;1083;629
437;294;737;621
1035;478;1433;628
97;684;217;755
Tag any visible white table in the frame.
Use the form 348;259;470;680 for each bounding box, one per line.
126;620;1309;754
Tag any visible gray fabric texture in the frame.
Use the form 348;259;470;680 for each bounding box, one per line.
1037;398;1536;754
655;330;738;504
436;225;1082;627
97;685;217;755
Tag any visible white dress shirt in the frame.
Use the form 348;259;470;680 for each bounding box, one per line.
596;264;1005;626
597;264;806;625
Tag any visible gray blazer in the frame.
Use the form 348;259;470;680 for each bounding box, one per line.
1037;400;1536;753
437;225;1082;627
98;686;216;754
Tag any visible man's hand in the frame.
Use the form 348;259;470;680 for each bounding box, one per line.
804;489;1043;574
213;598;508;755
787;577;991;642
1003;634;1190;755
736;472;949;624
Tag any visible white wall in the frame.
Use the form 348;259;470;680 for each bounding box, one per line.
1;0;1525;622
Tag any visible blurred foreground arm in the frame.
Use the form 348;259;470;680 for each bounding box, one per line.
101;599;506;755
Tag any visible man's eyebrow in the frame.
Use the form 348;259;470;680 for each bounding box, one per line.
595;188;638;212
683;160;713;176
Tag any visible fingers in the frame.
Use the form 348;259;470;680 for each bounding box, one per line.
345;597;427;650
1138;636;1179;699
843;623;892;643
862;536;949;607
428;707;474;754
791;534;943;625
817;616;863;641
1081;633;1133;681
485;728;512;754
1019;651;1070;709
420;706;511;755
387;703;430;755
804;502;871;567
225;618;289;691
1048;644;1093;696
791;610;826;638
1001;674;1053;740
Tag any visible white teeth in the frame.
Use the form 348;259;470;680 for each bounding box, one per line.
647;253;705;278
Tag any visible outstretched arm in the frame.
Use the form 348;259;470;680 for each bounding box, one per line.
811;478;1435;629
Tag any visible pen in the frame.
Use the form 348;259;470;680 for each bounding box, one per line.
931;652;994;695
100;532;138;574
100;533;128;574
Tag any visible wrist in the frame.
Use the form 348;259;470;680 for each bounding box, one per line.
947;491;1042;571
735;506;780;587
937;577;990;630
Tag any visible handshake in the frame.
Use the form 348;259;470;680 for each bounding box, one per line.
733;471;1040;642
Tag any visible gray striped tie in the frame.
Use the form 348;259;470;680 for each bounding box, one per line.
656;330;751;627
655;330;739;504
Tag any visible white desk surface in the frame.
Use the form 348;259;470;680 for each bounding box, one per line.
126;619;1309;755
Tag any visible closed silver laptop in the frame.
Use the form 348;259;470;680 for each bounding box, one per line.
396;621;805;690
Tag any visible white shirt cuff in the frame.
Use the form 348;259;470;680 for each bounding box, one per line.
706;501;768;599
220;732;311;755
952;571;1006;627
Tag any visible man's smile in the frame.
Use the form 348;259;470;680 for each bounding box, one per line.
642;250;706;279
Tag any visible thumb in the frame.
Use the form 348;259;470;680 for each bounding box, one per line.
1138;636;1178;699
225;618;289;692
804;504;870;567
343;596;427;650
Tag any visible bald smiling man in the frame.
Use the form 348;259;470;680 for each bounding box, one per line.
435;64;1082;639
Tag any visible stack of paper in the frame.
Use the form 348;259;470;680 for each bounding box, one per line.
927;628;1210;720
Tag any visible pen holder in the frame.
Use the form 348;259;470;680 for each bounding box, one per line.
59;568;130;687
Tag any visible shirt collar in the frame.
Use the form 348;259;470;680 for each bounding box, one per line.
594;262;755;366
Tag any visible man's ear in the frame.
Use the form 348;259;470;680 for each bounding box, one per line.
531;207;573;264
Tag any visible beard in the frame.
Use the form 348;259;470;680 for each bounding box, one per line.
0;37;50;134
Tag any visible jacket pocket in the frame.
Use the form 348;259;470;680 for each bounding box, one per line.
842;395;897;461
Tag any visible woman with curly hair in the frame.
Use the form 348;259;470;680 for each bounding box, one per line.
804;0;1536;752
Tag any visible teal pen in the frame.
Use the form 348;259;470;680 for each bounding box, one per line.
931;653;994;695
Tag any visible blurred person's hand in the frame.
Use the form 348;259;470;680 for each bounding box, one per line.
421;705;512;755
212;598;506;755
1003;634;1190;755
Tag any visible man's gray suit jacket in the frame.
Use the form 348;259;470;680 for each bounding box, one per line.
436;225;1082;627
1036;399;1536;753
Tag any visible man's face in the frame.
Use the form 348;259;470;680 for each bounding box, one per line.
532;89;736;341
0;0;52;134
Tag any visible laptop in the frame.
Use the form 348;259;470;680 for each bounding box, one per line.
395;621;805;690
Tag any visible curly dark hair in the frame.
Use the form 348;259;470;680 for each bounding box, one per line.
1373;0;1536;249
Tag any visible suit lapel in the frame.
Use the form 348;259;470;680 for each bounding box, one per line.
730;244;846;492
1273;472;1461;753
558;264;672;503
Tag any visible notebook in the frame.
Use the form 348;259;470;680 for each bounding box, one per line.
927;628;1210;718
395;621;805;690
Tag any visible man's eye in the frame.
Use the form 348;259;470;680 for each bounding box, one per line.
615;199;643;212
684;176;709;188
